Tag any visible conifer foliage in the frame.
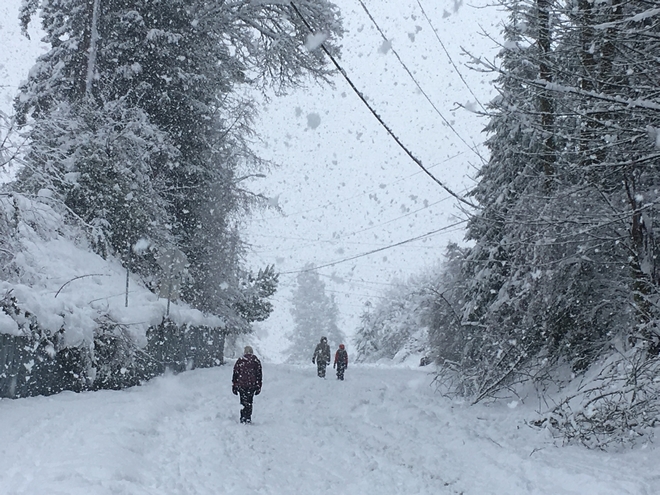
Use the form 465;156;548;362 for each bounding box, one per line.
287;267;345;363
15;0;341;323
436;0;660;445
356;0;660;446
2;0;342;394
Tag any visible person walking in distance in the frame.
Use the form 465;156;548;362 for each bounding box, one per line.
333;344;348;380
312;336;331;378
232;346;262;424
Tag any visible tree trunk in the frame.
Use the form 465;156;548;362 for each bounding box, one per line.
537;0;555;180
85;0;102;98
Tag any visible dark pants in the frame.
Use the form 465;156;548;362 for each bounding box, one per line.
238;388;255;423
317;362;328;378
336;364;346;380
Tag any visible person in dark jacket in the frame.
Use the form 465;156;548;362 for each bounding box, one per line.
232;346;262;424
333;344;348;380
312;336;331;378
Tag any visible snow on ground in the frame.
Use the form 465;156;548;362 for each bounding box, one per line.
0;364;657;495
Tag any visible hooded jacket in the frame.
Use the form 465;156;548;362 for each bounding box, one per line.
232;353;263;392
334;345;348;367
313;338;331;365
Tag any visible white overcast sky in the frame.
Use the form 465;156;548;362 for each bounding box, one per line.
244;0;505;357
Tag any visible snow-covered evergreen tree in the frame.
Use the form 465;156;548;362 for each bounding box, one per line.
354;278;432;364
2;0;342;394
17;99;178;273
422;0;660;442
287;267;344;363
445;0;563;398
15;0;342;327
353;244;467;365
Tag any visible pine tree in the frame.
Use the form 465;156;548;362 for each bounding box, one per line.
287;267;344;363
433;0;660;411
17;99;178;273
448;0;562;397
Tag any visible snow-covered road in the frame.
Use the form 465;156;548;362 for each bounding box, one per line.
0;364;656;494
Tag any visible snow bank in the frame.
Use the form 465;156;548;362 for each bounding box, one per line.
0;194;223;348
0;364;655;494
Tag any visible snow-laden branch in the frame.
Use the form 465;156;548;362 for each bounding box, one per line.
55;274;109;298
538;80;660;112
594;7;660;29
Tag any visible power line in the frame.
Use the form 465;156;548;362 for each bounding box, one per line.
325;288;390;300
252;150;466;222
341;196;451;238
317;273;415;289
279;219;467;275
250;232;452;248
289;2;479;210
356;0;486;163
415;0;487;113
249;237;460;257
254;192;454;246
248;195;466;255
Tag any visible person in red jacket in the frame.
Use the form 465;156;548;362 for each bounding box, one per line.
232;346;262;424
333;344;348;380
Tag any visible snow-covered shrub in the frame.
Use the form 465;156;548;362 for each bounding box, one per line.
354;250;465;364
535;347;660;449
92;321;144;390
354;290;431;364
